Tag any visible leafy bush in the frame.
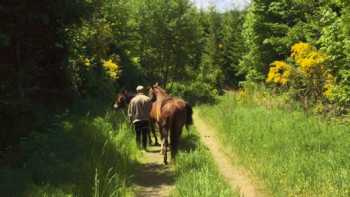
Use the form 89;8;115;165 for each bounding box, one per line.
169;81;217;105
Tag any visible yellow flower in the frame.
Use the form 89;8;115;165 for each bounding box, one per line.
291;42;314;60
291;42;328;76
102;59;120;80
84;58;91;66
323;73;335;99
266;61;292;86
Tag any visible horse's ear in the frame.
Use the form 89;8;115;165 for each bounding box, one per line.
154;82;159;87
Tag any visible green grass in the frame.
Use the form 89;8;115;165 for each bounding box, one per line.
0;100;138;197
172;129;237;197
198;93;350;196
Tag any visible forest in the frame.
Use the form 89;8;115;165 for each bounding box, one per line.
1;0;349;196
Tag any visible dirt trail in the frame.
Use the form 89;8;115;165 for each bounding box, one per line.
193;111;267;197
133;146;174;197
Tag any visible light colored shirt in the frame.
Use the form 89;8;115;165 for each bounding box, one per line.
128;93;152;123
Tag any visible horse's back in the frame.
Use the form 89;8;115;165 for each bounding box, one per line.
161;98;187;127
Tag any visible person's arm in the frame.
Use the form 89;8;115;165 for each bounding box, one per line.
145;98;152;119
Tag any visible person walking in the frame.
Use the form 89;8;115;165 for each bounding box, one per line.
128;85;152;151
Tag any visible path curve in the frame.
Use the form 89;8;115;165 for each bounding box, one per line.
193;111;267;197
133;146;174;197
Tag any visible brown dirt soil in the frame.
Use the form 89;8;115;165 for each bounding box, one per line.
193;111;268;197
133;146;174;197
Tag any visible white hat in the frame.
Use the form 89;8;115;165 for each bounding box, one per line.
136;85;144;92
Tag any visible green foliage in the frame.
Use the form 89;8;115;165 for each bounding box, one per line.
137;0;203;86
0;102;137;197
221;11;246;85
169;81;217;105
240;0;350;113
199;93;350;196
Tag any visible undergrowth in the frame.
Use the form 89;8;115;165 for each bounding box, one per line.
0;99;137;197
199;91;350;196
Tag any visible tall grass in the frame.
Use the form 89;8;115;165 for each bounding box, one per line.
172;130;237;197
0;99;138;197
199;92;350;196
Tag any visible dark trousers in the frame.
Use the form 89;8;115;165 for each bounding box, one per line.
134;120;149;150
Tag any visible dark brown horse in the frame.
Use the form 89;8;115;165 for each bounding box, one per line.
113;90;159;145
113;90;134;109
149;84;193;164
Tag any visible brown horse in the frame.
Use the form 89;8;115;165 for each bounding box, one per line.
113;90;134;109
113;90;159;145
149;84;193;164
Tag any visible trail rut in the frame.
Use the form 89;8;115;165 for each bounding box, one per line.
193;111;267;197
133;146;174;197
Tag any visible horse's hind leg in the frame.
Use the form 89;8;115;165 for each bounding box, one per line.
150;122;159;146
152;130;159;146
161;128;168;164
163;138;168;165
170;126;180;161
147;128;152;146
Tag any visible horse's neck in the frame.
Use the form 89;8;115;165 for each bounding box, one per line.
155;93;169;102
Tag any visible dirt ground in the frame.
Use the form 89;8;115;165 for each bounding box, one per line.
133;146;174;197
133;111;268;197
193;111;267;197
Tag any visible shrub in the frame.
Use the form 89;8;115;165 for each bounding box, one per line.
169;81;217;105
266;42;340;112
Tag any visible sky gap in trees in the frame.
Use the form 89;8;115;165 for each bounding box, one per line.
191;0;250;11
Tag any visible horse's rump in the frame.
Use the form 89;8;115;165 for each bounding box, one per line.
148;84;193;164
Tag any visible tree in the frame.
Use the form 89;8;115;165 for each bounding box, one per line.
137;0;201;87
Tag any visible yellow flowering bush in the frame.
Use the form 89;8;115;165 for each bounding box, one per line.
267;42;338;105
266;61;293;86
102;59;120;80
291;42;336;99
291;42;328;76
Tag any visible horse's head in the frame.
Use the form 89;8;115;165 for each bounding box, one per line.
149;85;157;102
149;83;168;102
113;90;129;109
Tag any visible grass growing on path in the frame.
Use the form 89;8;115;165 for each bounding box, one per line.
199;93;350;196
172;129;237;197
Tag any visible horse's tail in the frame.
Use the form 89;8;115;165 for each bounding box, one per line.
185;103;193;128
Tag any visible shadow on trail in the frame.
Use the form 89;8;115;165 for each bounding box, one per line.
132;130;200;196
145;149;161;153
132;145;175;197
134;162;175;187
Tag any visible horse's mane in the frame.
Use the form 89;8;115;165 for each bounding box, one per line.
153;86;168;97
161;96;174;107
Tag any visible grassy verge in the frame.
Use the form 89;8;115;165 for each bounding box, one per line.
0;100;138;197
172;129;237;197
198;93;350;196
